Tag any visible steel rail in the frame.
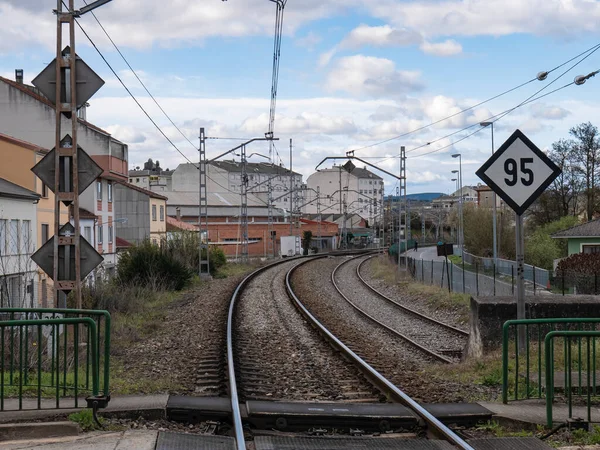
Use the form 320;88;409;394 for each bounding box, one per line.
285;257;475;450
331;255;454;364
226;249;374;449
357;255;469;337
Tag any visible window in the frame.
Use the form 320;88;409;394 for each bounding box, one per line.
97;180;102;200
41;183;48;198
84;226;92;243
0;220;6;255
41;224;49;244
107;182;113;202
97;225;103;244
136;178;140;182
582;245;600;254
160;205;164;221
129;178;132;182
108;225;113;244
152;205;157;221
21;220;30;253
9;220;19;255
8;277;20;308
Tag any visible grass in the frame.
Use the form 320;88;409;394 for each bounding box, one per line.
69;409;104;431
369;256;472;324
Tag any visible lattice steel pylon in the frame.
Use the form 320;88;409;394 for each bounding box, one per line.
316;186;322;249
240;144;249;262
198;128;211;278
399;146;407;271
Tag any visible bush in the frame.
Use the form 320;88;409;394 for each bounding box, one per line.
556;253;600;294
75;280;157;313
117;240;193;291
162;232;227;276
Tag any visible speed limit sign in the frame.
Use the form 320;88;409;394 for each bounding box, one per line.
476;129;561;216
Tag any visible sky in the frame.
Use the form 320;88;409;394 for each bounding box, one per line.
2;0;600;196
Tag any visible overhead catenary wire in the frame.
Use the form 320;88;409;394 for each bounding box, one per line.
346;41;600;154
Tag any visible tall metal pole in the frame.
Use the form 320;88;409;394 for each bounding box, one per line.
289;138;293;235
515;213;526;352
199;128;210;278
399;146;407;271
317;186;322;249
53;0;82;308
342;194;347;249
338;166;342;214
458;155;464;258
491;124;498;269
240;145;249;262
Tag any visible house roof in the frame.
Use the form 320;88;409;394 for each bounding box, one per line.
0;76;117;140
110;178;168;200
0;132;48;153
116;237;133;249
0;178;40;201
165;190;266;208
552;219;600;239
210;160;301;177
128;169;174;177
79;208;96;219
166;216;198;232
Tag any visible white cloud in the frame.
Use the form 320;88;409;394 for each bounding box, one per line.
419;40;463;57
295;31;322;50
530;103;571;120
340;24;422;49
367;0;600;38
325;55;423;97
318;47;338;67
240;112;358;135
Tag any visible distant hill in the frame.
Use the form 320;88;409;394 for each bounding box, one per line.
386;193;444;202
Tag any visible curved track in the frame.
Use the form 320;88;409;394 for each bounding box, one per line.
330;254;468;363
225;253;473;450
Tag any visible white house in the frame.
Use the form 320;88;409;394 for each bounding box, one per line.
0;178;40;308
304;163;384;226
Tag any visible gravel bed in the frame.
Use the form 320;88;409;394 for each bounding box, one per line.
362;255;468;331
336;256;467;362
113;276;244;396
235;258;379;402
291;256;495;404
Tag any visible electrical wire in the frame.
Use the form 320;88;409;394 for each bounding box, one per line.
346;41;600;154
81;0;199;152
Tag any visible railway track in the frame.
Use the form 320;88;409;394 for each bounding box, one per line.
330;254;469;363
226;253;475;450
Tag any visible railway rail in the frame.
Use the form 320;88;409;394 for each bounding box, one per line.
330;254;469;363
226;252;474;450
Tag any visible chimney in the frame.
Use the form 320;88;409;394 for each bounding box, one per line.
176;207;181;222
15;69;23;84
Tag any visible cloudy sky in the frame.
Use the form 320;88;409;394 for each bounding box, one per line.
1;0;600;195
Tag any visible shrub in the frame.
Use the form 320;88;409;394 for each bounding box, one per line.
117;239;193;291
162;232;227;276
556;253;600;294
75;280;157;313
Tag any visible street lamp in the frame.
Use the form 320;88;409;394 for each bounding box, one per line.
451;152;463;257
480;122;498;269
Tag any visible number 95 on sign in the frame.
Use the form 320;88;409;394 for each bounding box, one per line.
476;129;561;216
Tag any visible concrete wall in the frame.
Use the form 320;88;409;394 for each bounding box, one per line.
467;295;600;359
567;238;600;256
114;184;150;245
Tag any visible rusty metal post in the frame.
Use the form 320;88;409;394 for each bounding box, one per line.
52;0;82;308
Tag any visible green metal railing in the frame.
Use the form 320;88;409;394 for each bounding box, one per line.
502;318;600;404
0;308;110;411
545;330;600;427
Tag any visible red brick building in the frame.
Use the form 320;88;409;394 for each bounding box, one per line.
167;217;339;257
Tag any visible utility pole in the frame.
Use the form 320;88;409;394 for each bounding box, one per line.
338;166;343;214
241;144;249;262
198;128;210;278
289;138;293;235
31;0;107;308
342;194;348;249
317;186;322;250
399;146;407;271
421;207;426;243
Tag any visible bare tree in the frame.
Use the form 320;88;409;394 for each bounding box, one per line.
569;122;600;221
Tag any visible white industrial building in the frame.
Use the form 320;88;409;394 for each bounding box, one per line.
304;163;384;226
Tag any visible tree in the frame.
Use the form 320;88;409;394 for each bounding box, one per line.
569;122;600;221
302;230;313;256
463;204;515;259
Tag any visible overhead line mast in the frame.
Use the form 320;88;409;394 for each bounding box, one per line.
266;0;287;257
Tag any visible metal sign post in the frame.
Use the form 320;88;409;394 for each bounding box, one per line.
476;129;561;353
